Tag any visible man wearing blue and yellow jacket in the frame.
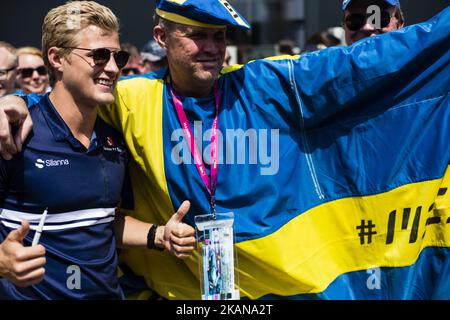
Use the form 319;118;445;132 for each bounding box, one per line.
1;0;449;299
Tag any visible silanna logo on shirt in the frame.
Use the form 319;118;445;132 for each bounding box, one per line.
103;136;124;153
35;158;70;169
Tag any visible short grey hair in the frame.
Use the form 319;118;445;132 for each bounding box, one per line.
154;14;177;32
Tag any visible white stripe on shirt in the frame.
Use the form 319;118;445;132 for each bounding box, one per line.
0;208;116;231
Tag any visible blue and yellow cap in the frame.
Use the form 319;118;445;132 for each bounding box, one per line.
342;0;401;11
155;0;251;30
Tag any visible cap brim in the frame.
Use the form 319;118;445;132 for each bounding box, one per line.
141;52;166;62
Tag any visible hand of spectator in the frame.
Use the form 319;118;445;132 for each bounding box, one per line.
0;220;46;287
158;201;196;259
0;95;32;160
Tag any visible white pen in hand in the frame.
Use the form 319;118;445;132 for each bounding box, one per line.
32;208;48;246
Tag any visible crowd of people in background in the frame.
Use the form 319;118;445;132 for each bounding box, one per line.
119;40;168;76
0;38;169;98
3;0;409;98
0;0;407;97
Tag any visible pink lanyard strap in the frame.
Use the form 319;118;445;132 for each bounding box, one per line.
170;84;220;215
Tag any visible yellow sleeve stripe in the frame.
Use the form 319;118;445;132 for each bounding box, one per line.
219;55;301;76
114;77;175;223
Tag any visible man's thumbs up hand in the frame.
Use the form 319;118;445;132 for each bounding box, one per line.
158;201;196;259
0;220;46;287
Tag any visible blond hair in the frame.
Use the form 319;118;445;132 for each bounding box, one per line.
17;46;43;58
42;1;120;84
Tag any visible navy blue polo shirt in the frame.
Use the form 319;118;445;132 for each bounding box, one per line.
0;94;128;300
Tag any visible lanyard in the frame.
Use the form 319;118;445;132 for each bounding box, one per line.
170;84;220;217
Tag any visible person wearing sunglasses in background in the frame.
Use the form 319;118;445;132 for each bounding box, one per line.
342;0;404;45
138;39;167;74
15;47;50;95
120;42;141;77
0;1;195;300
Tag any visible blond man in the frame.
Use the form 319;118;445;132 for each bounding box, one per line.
0;1;195;300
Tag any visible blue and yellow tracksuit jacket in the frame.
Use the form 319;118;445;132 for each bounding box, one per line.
99;7;450;299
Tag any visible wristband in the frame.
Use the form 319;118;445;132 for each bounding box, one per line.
147;224;164;251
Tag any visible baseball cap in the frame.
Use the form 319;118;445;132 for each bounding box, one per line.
342;0;401;11
155;0;251;30
140;40;166;62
